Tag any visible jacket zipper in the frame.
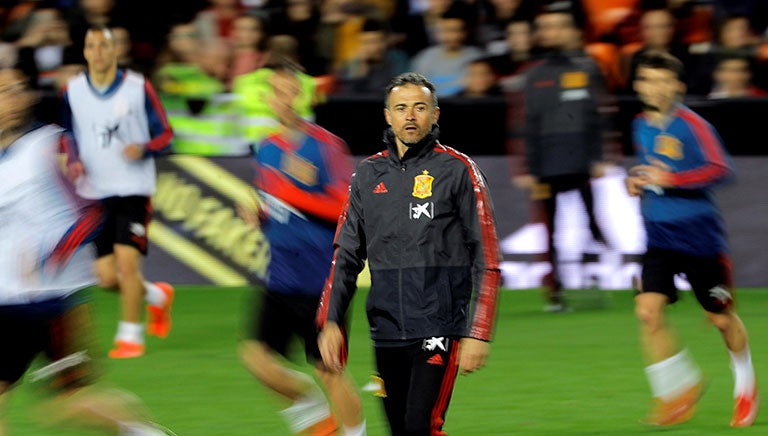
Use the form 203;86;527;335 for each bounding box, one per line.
398;162;407;340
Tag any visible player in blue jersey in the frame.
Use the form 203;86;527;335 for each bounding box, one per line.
626;51;758;427
236;60;366;436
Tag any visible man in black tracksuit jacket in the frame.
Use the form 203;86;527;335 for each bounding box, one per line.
520;6;612;311
317;72;502;436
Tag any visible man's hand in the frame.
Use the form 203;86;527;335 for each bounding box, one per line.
236;203;261;227
630;157;673;187
318;322;345;374
459;338;490;375
66;161;84;183
624;175;645;196
123;143;145;160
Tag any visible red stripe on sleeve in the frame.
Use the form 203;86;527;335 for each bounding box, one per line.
671;108;732;187
439;146;501;341
143;80;174;152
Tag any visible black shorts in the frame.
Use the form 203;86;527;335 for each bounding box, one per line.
248;289;323;363
0;295;100;391
374;337;460;435
95;196;152;257
640;247;735;313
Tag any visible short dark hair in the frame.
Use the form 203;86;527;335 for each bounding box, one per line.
385;72;438;107
635;50;685;79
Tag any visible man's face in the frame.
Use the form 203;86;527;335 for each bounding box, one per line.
233;16;263;49
0;70;34;135
463;61;496;95
535;12;573;50
384;83;439;147
436;18;466;50
715;59;751;91
634;66;683;113
641;10;675;49
268;71;301;126
83;29;117;74
359;30;387;61
506;21;531;54
168;24;199;59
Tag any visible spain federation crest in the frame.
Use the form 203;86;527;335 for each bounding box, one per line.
412;170;434;199
654;134;683;160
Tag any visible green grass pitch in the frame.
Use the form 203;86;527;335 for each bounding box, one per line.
5;287;768;435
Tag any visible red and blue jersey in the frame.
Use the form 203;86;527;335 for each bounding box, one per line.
252;120;353;296
632;104;734;256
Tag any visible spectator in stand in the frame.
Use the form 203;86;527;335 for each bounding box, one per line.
228;10;270;87
621;7;689;93
153;22;225;112
268;0;326;76
334;17;410;95
411;7;484;96
708;52;767;99
12;6;75;90
64;0;129;63
475;0;535;54
315;0;374;74
193;0;245;47
111;26;151;77
485;18;535;90
688;14;767;95
456;57;504;97
398;0;472;57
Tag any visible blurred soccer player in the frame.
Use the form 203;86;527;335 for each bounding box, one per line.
626;51;758;427
61;26;175;359
237;60;366;436
0;68;169;436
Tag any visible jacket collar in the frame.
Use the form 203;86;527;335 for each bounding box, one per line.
383;125;440;163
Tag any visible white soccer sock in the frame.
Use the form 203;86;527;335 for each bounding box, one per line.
144;281;165;307
119;421;165;436
645;349;702;401
729;346;756;398
115;321;144;344
343;420;367;436
279;383;332;433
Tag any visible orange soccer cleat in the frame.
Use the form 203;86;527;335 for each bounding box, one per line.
147;282;175;339
731;387;759;427
642;381;704;426
301;415;338;436
108;340;145;359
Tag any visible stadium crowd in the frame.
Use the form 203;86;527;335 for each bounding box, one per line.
2;0;768;101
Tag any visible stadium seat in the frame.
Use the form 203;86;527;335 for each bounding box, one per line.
586;42;622;91
580;0;639;42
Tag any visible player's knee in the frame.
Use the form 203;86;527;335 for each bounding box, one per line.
239;341;270;368
705;311;733;331
96;274;118;290
635;304;663;330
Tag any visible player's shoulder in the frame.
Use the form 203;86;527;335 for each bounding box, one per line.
123;69;147;86
65;72;88;91
433;142;476;166
674;104;712;129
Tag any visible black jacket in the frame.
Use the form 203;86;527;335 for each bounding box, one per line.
523;50;610;178
318;128;502;343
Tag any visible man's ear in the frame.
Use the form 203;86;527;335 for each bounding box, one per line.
384;107;392;126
